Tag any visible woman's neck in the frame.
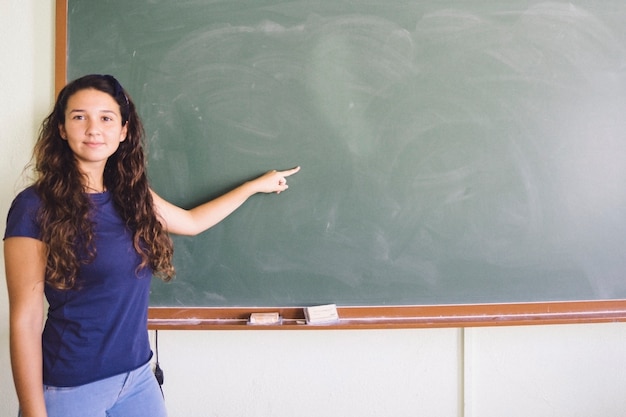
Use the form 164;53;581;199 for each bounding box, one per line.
83;184;107;193
82;175;106;194
78;161;106;194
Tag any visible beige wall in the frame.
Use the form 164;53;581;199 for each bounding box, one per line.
1;2;626;416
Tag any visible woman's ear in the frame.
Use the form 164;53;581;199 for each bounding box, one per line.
58;124;67;140
120;122;128;142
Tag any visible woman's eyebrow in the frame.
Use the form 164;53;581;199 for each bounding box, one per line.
68;108;118;114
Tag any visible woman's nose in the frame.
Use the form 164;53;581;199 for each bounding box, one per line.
85;119;100;135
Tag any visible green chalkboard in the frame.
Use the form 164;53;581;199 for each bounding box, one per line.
65;0;626;308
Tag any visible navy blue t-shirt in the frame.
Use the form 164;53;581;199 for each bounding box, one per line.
4;186;153;387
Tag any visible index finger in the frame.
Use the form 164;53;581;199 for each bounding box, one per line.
279;166;301;178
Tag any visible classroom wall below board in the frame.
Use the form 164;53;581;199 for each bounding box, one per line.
149;323;626;417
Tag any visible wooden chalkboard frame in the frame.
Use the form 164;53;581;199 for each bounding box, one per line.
55;0;626;329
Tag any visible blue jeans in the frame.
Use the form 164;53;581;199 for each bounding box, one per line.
21;361;167;417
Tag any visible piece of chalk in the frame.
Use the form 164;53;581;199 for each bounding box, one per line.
304;304;339;325
248;312;282;325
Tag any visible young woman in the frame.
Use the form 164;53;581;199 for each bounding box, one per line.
4;74;300;417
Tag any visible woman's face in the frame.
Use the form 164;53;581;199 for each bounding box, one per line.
58;88;128;172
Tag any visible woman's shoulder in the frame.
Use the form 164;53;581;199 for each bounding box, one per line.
4;185;42;240
11;185;41;208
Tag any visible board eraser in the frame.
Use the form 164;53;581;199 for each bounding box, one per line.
248;312;282;325
304;304;339;325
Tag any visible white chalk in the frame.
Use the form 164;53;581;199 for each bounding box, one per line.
304;304;339;325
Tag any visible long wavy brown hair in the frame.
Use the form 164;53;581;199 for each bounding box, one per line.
33;74;174;290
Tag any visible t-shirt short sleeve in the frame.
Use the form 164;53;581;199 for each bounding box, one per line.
4;186;42;241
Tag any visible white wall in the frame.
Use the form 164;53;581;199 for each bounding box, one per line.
466;323;626;417
153;329;461;417
2;2;626;416
1;0;54;412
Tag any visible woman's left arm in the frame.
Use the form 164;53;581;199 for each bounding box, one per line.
151;166;300;236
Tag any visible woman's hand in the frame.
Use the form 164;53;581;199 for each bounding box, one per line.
247;166;301;194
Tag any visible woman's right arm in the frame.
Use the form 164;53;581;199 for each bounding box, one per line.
5;237;48;417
